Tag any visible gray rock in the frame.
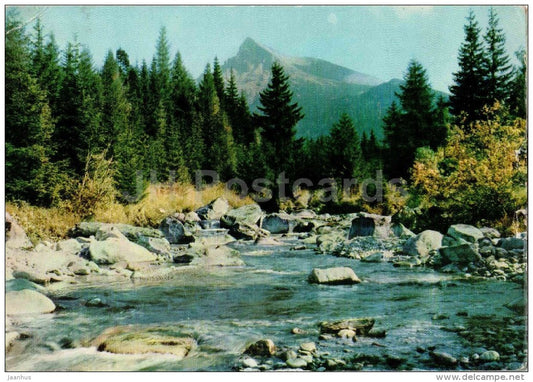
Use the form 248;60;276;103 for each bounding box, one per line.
221;204;263;228
227;222;269;241
391;222;416;239
439;244;481;265
242;357;259;368
5;331;20;351
430;351;457;366
178;244;244;267
348;212;393;239
403;230;443;258
136;236;171;256
6;278;44;293
447;224;484;244
480;227;501;239
261;213;292;234
320;318;375;336
286;357;307;369
337;329;356;339
12;269;50;285
195;197;230;220
70;222;163;241
361;252;386;263
308;267;361;285
88;238;157;265
159;217;194;244
6;212;33;249
244;339;276;357
6;289;56;315
499;237;525;251
299;342;317;353
480;351;500;361
55;239;82;253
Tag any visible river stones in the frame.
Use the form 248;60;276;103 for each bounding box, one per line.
480;351;500;362
286;357;307;368
439;243;482;265
6;289;56;315
196;197;230;220
261;213;292;234
430;351;457;366
70;222;163;241
447;224;484;244
221;204;263;227
159;217;194;244
136;236;171;257
299;342;317;354
320;318;375;336
241;357;259;368
308;267;361;285
177;244;245;267
88;237;157;265
348;212;393;239
244;339;276;357
92;326;196;359
6;212;33;249
403;230;443;258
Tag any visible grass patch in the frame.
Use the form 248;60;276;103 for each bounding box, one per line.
7;183;253;243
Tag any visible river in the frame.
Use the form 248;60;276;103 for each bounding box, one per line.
6;238;526;371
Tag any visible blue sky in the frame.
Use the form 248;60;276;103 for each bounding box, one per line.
10;5;527;92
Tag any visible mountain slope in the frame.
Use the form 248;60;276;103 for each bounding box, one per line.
222;38;444;140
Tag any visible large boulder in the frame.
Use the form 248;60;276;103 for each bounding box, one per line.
159;217;194;244
391;222;416;239
6;212;33;249
261;213;292;234
136;236;172;257
308;267;361;285
498;237;526;251
92;326;196;359
403;230;443;258
88;234;157;265
439;243;482;265
447;224;484;244
6;289;56;315
195;197;230;220
348;212;392;239
244;339;276;357
221;204;262;228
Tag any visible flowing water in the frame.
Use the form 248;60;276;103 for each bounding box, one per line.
6;239;526;371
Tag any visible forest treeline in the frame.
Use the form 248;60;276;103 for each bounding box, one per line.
5;8;527;230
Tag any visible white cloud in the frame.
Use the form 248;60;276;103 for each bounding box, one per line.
327;12;337;25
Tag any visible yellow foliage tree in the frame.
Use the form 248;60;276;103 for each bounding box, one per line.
411;104;527;229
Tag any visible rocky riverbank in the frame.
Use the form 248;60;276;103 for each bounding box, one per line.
5;200;527;371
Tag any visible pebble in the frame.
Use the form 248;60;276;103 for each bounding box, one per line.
299;342;317;353
291;327;305;335
480;351;500;362
430;351;457;366
286;357;307;369
242;357;258;368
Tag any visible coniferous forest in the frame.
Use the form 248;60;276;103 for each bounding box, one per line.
6;7;526;235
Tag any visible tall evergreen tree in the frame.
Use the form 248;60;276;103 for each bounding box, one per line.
6;11;70;205
483;7;513;105
326;113;361;179
255;62;303;177
383;60;443;178
449;10;488;124
198;64;236;179
225;69;254;145
212;56;225;107
508;48;526;119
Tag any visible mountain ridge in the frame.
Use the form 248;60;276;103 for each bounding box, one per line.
222;38;440;139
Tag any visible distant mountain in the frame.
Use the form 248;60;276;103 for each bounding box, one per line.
222;38;446;140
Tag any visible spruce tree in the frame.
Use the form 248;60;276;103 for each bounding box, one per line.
484;7;513;105
255;62;303;177
508;48;526;119
326;113;361;179
212;56;225;107
449;10;488;124
225;69;254;145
